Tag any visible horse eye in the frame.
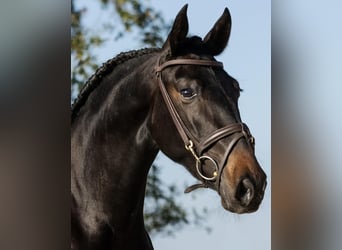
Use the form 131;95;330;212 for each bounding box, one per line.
180;88;197;99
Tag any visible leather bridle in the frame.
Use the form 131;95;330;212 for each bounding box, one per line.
155;58;255;194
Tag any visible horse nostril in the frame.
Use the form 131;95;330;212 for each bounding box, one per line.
236;178;255;206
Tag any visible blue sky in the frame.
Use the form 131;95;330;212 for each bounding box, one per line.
75;0;271;249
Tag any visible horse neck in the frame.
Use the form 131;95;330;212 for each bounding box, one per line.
71;52;160;236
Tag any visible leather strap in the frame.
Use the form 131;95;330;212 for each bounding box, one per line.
198;123;246;154
216;133;245;191
156;74;193;146
155;59;223;73
184;183;209;193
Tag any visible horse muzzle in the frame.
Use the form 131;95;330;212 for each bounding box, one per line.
218;141;267;213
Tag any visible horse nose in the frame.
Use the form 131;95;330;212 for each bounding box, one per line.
236;178;255;206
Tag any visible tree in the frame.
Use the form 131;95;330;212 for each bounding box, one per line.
71;0;207;236
71;0;168;92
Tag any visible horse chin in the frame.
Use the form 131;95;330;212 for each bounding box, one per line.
220;196;239;213
220;197;231;211
219;191;236;212
221;198;253;214
220;193;259;214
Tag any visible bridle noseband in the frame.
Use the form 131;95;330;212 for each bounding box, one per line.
155;58;255;194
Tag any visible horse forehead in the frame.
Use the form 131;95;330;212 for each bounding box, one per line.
173;64;218;81
174;67;238;93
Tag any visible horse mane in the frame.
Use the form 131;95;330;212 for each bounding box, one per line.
71;47;161;123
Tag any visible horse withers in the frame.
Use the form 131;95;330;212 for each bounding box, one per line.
71;4;266;250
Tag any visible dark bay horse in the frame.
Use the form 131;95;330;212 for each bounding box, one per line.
71;5;266;250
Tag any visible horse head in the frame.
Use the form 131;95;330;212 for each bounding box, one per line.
149;5;266;214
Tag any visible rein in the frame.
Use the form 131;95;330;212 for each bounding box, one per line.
155;58;255;194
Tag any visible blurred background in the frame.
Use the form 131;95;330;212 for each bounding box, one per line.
0;0;341;250
272;1;342;249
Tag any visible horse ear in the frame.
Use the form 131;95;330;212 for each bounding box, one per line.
203;8;231;56
162;4;189;55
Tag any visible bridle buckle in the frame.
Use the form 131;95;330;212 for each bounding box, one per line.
185;140;200;162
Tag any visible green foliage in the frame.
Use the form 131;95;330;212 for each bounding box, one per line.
144;165;188;236
110;0;167;46
71;0;167;92
71;1;103;92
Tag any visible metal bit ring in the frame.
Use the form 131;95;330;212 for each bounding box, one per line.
195;155;219;181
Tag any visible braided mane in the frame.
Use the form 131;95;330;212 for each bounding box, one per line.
71;48;160;123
